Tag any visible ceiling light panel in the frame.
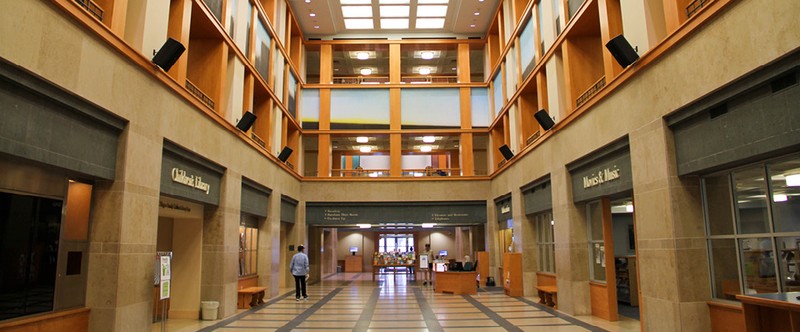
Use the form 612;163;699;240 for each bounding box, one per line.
379;0;410;3
416;18;445;29
414;50;441;59
418;0;448;3
380;6;410;17
340;0;371;4
342;6;373;18
344;19;374;29
381;18;409;29
417;5;448;17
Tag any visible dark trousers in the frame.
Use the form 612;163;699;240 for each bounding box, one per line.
294;275;307;299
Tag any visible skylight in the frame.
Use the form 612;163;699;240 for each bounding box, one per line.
417;5;448;17
342;6;373;17
416;18;445;29
344;19;374;29
381;18;409;29
380;5;410;17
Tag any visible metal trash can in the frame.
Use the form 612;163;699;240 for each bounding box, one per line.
200;301;219;320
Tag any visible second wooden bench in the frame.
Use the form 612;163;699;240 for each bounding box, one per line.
535;285;558;309
237;287;266;309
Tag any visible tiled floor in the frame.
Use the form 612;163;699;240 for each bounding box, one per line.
153;273;640;332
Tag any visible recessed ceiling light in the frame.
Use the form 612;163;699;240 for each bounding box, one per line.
418;67;431;75
360;146;372;153
474;11;480;16
356;51;369;60
380;5;409;17
420;51;434;60
305;0;311;3
360;68;372;75
356;136;369;143
309;12;316;17
420;145;432;152
417;5;448;17
342;6;372;17
314;25;320;29
469;24;476;28
422;136;435;143
416;18;445;29
381;18;409;29
344;19;374;29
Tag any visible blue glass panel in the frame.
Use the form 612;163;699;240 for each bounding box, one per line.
401;89;460;129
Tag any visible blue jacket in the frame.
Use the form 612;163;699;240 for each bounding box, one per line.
290;252;309;276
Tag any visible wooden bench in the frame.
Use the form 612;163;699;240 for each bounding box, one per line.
237;287;266;309
536;285;558;309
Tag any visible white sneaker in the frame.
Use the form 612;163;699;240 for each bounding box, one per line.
303;297;308;301
296;298;300;301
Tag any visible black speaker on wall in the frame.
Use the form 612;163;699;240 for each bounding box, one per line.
534;109;556;130
235;111;257;131
499;145;514;161
277;146;293;162
152;38;185;72
605;35;639;68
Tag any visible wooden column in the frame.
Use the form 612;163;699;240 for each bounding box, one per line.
390;44;401;84
598;0;624;80
167;0;192;82
317;88;331;176
390;134;401;177
457;43;471;83
319;44;333;84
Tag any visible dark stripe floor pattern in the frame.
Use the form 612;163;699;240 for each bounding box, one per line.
198;273;610;332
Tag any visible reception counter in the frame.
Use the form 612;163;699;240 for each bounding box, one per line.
434;271;478;295
737;292;800;331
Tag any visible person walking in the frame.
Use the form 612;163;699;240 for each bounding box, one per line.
290;245;309;301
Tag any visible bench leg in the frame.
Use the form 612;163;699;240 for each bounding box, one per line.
552;293;558;310
249;294;258;307
537;290;547;305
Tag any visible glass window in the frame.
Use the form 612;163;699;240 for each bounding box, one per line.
0;192;63;320
704;154;800;300
254;19;271;82
768;160;800;232
704;174;735;235
492;72;503;118
535;211;555;273
239;216;258;277
733;167;770;234
519;16;536;79
587;201;605;282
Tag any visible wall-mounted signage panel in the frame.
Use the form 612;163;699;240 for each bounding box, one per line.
568;138;633;203
306;201;487;226
160;141;223;206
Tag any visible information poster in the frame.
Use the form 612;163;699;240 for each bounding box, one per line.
160;256;171;299
160;280;171;300
420;255;429;269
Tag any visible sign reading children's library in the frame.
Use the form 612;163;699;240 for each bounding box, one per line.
160;142;223;206
306;201;486;225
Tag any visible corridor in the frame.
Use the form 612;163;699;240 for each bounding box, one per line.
160;273;638;332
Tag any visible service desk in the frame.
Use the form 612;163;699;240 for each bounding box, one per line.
737;292;800;332
434;271;477;295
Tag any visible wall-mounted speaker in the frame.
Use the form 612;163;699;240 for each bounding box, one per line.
235;111;257;131
499;145;514;161
605;35;639;68
534;109;556;130
277;146;293;162
152;38;185;72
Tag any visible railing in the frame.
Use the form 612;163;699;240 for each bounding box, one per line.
401;168;460;177
332;169;391;177
74;0;104;21
526;131;541;146
576;76;606;107
686;0;709;18
400;76;459;84
333;76;390;85
250;133;265;148
185;80;215;110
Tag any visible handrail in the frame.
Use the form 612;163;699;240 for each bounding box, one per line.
526;131;541;146
687;0;710;18
73;0;103;21
185;79;215;110
576;76;607;107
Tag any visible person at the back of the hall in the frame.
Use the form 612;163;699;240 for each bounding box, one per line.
420;244;433;286
290;245;309;301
